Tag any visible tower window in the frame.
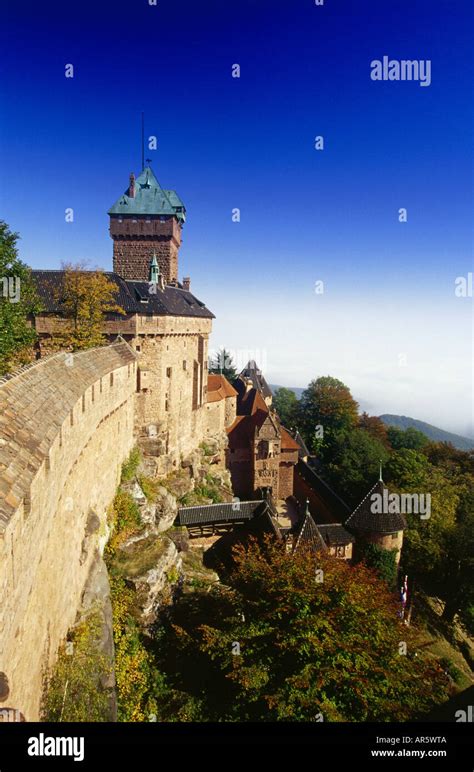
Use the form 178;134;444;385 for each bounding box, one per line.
166;367;172;377
183;360;187;371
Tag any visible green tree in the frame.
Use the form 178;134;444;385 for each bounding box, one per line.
159;539;448;721
440;482;474;625
385;448;431;488
326;428;390;507
209;347;237;382
298;376;359;456
387;426;428;451
273;387;298;428
386;450;459;579
0;221;41;375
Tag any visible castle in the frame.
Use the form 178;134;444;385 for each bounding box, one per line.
0;161;406;721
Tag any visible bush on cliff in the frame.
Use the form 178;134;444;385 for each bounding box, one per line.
41;611;112;722
121;447;141;483
153;538;449;721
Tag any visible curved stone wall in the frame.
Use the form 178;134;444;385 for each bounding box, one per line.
0;342;137;720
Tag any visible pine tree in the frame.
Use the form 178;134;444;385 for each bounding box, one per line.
209;347;237;382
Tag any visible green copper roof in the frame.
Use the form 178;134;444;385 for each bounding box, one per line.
108;166;186;221
149;253;159;283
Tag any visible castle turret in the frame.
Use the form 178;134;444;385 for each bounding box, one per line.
344;477;407;565
108;165;186;284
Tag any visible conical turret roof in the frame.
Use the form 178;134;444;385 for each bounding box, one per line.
345;479;407;534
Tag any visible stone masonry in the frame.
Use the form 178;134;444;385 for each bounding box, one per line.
0;342;137;720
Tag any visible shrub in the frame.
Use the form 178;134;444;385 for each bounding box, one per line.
41;611;112;722
359;542;398;588
439;657;463;684
121;447;141;482
105;491;141;557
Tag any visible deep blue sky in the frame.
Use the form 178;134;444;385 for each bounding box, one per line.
1;0;473;435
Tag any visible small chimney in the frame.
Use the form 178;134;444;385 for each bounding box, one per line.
129;172;136;198
183;276;191;292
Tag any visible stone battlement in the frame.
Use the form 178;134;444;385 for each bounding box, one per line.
0;341;137;533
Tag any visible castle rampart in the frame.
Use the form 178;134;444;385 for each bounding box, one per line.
0;342;137;720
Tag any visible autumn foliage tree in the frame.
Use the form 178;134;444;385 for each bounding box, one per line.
53;262;124;351
155;538;448;722
359;412;390;447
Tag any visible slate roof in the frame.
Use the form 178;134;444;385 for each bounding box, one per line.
176;500;266;527
293;430;310;459
293;512;328;554
317;523;354;547
31;270;214;320
108;166;186;221
345;480;408;534
236;360;272;399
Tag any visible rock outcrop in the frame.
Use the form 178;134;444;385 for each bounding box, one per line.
115;532;181;626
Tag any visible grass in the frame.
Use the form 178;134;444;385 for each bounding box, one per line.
413;590;474;693
179;474;224;506
199;441;215;457
138;475;161;502
113;534;168;579
121;447;141;482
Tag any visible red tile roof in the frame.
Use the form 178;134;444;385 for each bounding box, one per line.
280;427;300;451
207;374;238;403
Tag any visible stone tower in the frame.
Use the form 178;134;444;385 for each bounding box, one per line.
344;477;407;565
108;166;186;283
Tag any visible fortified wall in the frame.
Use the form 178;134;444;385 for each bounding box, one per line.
0;342;137;720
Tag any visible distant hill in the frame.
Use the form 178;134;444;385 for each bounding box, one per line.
270;384;305;399
269;387;473;451
379;415;474;451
